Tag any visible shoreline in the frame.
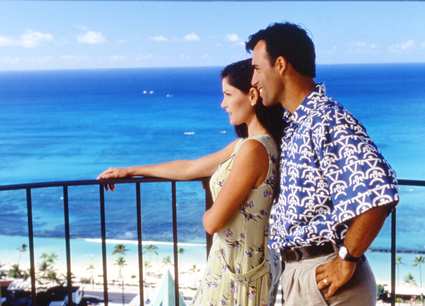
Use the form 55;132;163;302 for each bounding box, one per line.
2;234;425;301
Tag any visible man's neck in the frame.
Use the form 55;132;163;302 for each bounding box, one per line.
281;77;315;113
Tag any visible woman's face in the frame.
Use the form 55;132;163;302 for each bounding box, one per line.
220;77;254;126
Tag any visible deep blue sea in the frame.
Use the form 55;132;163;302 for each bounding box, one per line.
1;64;425;251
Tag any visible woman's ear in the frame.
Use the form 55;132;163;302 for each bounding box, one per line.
248;87;259;106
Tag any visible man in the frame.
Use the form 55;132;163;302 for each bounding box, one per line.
246;23;399;306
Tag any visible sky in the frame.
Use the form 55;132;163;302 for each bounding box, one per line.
0;1;424;70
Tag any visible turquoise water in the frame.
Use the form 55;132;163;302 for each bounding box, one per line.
0;64;424;250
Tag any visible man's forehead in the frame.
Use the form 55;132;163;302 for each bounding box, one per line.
252;40;268;61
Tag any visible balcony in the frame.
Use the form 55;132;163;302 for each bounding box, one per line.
0;178;424;306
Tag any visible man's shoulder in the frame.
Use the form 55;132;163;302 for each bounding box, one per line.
309;95;359;127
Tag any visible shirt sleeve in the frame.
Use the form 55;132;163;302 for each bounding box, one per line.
312;105;399;226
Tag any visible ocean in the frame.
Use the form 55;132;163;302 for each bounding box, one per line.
1;64;425;252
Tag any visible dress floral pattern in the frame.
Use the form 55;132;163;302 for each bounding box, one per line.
192;135;278;306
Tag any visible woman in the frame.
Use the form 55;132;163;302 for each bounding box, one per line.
97;59;283;305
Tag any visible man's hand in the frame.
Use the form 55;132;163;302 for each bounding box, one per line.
315;256;357;300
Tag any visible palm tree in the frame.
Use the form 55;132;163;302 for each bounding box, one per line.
0;262;6;278
414;256;425;288
17;243;27;267
396;256;403;286
115;257;127;279
143;244;158;257
162;256;172;266
40;252;58;266
112;244;129;306
405;272;417;286
112;244;128;256
8;264;24;279
87;264;95;288
38;252;59;285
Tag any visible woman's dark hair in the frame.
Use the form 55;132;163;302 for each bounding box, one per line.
221;59;284;198
220;59;284;149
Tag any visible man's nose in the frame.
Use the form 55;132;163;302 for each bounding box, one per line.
251;70;258;87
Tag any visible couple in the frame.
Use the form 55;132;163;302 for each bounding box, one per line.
98;23;399;306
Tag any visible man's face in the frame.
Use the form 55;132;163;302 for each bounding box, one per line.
251;40;283;107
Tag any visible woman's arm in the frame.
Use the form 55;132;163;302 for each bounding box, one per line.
203;139;269;235
97;139;239;189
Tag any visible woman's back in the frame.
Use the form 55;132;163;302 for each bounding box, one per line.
192;134;278;306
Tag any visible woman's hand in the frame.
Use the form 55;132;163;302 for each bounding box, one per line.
97;167;130;191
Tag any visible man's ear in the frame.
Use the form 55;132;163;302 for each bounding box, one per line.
274;56;287;76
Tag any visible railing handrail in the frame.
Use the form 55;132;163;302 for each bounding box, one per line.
0;176;213;306
397;178;425;187
0;177;421;192
0;176;208;191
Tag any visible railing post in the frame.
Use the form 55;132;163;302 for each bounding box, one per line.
171;181;180;306
63;185;73;306
136;182;145;306
25;188;37;306
391;208;397;306
202;178;213;258
99;184;109;306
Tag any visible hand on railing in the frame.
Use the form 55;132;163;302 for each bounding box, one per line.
97;167;130;191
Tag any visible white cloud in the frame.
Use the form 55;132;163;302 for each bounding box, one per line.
0;56;22;65
135;54;153;62
77;31;107;45
0;36;14;47
400;40;416;50
60;55;82;62
109;55;126;62
0;31;53;48
350;41;378;50
389;40;416;53
226;33;240;43
183;32;200;42
150;35;169;42
20;31;53;48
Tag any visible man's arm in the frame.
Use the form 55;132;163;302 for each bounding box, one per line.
316;203;395;300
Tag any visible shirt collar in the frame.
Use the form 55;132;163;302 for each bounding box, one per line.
282;83;326;125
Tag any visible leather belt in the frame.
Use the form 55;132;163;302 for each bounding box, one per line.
280;242;337;262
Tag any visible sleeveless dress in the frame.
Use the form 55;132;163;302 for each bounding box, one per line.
192;135;278;306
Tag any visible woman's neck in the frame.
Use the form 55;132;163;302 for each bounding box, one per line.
246;117;268;138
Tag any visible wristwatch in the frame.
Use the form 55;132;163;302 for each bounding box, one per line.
338;245;362;262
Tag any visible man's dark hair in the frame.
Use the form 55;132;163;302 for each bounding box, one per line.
246;22;316;78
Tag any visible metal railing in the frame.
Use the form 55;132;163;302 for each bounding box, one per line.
0;178;424;306
0;177;213;306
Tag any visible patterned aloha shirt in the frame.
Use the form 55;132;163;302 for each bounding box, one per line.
269;84;399;250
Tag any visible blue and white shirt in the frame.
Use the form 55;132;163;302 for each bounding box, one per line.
269;84;399;250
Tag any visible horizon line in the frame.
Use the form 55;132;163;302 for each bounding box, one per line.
1;61;425;73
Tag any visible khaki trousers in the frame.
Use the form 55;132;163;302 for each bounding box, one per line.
280;253;376;306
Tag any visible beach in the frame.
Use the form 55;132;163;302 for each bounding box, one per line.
1;234;425;305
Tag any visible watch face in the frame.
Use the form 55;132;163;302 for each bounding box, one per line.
339;246;348;259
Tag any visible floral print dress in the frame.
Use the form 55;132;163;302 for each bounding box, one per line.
192;135;278;306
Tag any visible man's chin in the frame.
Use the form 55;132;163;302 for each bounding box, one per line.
262;99;275;107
